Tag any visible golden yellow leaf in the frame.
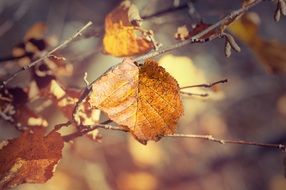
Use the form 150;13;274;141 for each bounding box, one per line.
89;58;183;144
103;1;153;57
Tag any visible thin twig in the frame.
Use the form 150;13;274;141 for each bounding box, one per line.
0;21;93;88
134;0;265;62
62;120;128;142
180;79;228;90
49;120;72;134
165;133;286;152
180;91;208;97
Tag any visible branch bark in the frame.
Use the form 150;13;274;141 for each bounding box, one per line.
165;133;286;152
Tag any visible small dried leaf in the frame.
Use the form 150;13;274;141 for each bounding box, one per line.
103;1;153;56
275;5;282;22
0;129;64;189
224;33;241;52
174;25;190;40
89;59;183;144
224;41;232;58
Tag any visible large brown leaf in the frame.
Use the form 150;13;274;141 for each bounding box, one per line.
0;129;64;189
89;59;183;144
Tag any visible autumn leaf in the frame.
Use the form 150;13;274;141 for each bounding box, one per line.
228;12;286;73
103;0;153;57
88;58;183;144
0;129;64;189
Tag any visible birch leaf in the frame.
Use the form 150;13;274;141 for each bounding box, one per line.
89;59;183;144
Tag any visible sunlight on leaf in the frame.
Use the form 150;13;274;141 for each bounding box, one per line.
103;1;153;57
159;55;225;125
89;58;183;144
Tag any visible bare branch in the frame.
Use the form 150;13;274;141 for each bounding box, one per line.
0;21;93;88
134;0;265;62
62;120;128;142
180;79;228;90
165;133;286;152
180;91;208;97
49;121;72;134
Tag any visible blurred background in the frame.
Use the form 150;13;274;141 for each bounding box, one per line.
1;0;286;189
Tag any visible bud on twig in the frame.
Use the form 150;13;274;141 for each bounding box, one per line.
274;0;286;22
223;33;241;58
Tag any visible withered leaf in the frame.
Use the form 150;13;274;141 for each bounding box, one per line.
88;59;183;144
103;1;153;57
0;129;64;189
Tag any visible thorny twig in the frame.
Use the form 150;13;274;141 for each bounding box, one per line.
0;21;93;88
